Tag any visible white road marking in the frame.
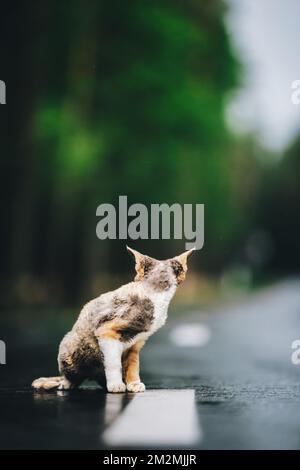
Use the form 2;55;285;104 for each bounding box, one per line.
170;323;211;347
102;389;201;447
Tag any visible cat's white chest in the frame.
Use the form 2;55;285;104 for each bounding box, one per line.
150;285;177;333
121;284;177;350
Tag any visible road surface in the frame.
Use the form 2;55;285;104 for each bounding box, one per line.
0;280;300;449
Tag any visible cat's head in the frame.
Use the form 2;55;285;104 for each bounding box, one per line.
126;246;195;291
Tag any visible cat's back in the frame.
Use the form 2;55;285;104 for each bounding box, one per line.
74;281;139;332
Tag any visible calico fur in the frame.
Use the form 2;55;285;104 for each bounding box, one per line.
32;246;195;393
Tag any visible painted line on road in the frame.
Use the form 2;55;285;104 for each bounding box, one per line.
102;389;201;447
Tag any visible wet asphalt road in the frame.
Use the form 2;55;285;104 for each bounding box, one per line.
1;280;300;449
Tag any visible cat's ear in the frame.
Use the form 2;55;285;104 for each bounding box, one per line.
175;248;196;269
126;246;156;280
126;246;145;264
126;246;146;280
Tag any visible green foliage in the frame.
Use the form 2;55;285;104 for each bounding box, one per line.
1;0;244;303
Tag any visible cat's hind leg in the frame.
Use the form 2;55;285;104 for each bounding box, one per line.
32;376;63;391
57;377;79;390
32;375;79;391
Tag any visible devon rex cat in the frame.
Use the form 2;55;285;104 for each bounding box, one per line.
32;246;195;393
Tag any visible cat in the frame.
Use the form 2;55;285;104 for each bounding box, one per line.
32;246;195;393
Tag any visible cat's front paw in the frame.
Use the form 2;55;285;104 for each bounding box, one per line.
107;381;126;393
127;381;146;393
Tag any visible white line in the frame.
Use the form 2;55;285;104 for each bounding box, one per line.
102;389;201;447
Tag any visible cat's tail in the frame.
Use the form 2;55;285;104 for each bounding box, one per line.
32;376;62;390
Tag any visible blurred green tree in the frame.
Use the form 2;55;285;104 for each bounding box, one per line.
0;0;241;304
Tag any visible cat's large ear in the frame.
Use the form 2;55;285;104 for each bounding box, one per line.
126;246;148;280
126;246;145;264
175;247;196;270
